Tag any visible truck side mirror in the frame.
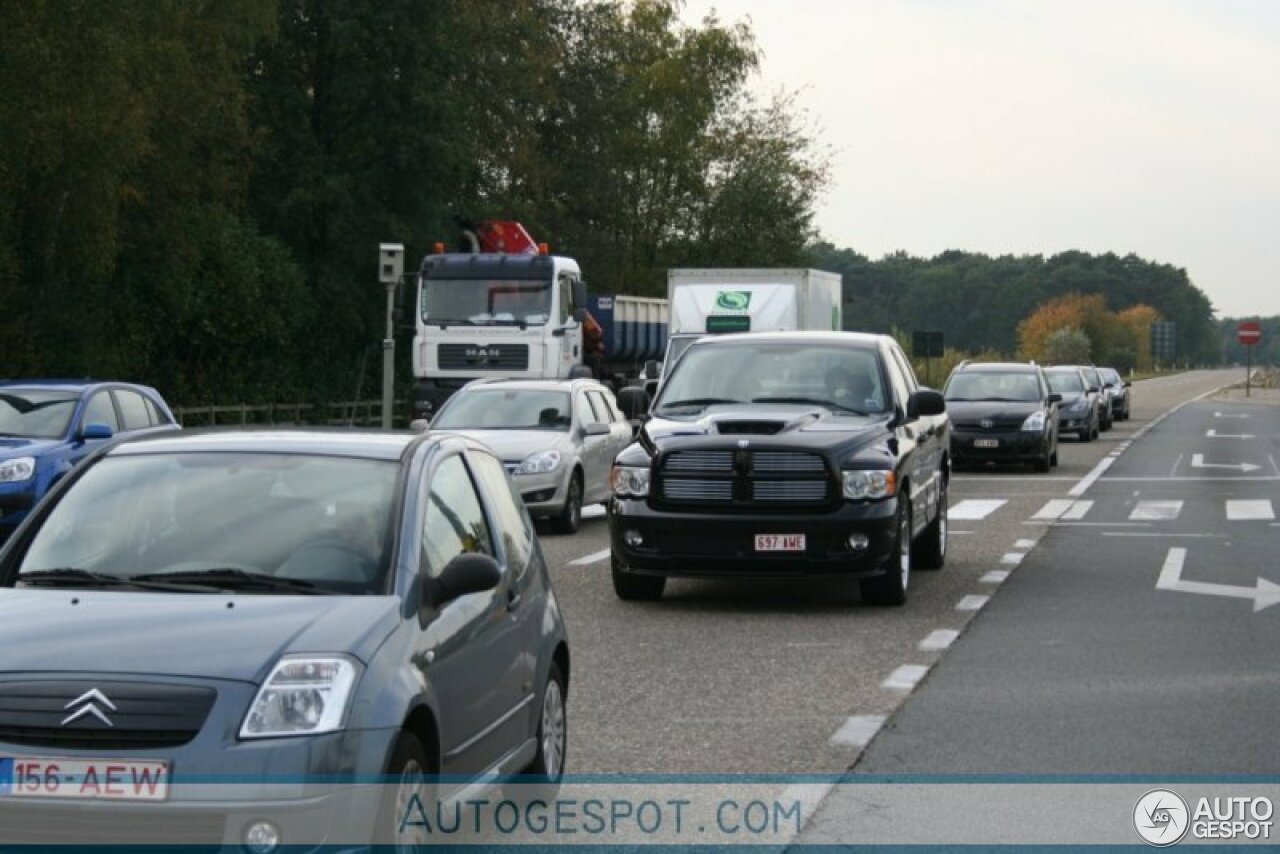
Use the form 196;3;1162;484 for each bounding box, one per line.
616;385;651;421
906;389;945;419
644;359;661;380
572;279;588;323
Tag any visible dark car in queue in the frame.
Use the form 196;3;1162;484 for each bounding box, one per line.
609;332;950;607
0;430;568;848
1045;366;1101;441
0;380;177;542
1099;367;1132;420
943;362;1060;472
1076;364;1113;431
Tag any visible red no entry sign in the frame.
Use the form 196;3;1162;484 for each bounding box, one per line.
1237;321;1262;346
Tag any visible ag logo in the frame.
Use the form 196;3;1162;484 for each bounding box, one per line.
715;290;752;311
1134;789;1190;846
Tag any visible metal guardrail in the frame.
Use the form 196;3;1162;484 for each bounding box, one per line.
172;400;409;429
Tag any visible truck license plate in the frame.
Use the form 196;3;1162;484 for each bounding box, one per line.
974;439;999;448
0;757;170;801
755;534;805;552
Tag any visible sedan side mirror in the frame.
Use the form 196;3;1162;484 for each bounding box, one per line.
582;422;611;438
1047;393;1063;405
81;423;114;441
906;389;946;419
429;553;501;608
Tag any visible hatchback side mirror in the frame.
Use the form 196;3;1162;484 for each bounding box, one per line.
907;389;946;419
81;423;114;441
429;553;501;608
1047;393;1063;405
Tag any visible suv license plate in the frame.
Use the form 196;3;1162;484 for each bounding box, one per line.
974;439;999;448
0;757;170;801
755;534;805;552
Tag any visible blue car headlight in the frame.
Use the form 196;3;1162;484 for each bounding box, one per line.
0;457;35;484
240;655;360;738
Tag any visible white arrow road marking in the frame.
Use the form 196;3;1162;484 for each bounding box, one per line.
1156;547;1280;612
1226;500;1275;521
1190;454;1260;473
1214;411;1251;419
1206;429;1256;439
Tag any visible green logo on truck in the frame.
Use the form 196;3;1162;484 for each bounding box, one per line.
715;290;752;311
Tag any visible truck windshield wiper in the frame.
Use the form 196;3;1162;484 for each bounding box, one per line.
130;568;325;595
751;396;869;415
17;568;205;592
656;397;742;413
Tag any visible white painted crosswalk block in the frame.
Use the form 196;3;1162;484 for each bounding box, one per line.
1032;499;1093;520
1226;500;1275;521
947;499;1007;520
1130;500;1183;521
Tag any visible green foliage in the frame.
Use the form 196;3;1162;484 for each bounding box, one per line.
1042;328;1092;365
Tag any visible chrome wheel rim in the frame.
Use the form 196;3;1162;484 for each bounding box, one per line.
394;759;426;852
569;480;581;528
938;486;947;558
540;679;566;780
898;507;911;591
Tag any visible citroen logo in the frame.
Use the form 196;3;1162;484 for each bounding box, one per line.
980;418;994;429
737;439;750;449
62;688;116;727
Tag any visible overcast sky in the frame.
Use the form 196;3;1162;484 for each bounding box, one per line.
681;0;1280;318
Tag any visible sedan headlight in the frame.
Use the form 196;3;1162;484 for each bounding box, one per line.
0;457;35;484
517;450;561;475
841;470;896;500
1020;411;1047;432
240;655;359;739
610;465;650;498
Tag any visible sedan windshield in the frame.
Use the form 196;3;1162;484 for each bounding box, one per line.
1046;371;1085;393
944;372;1041;402
17;453;398;594
432;389;572;431
0;389;79;438
655;341;887;415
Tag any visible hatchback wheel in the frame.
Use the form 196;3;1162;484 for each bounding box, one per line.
375;731;433;850
550;472;582;535
526;661;567;785
861;497;910;606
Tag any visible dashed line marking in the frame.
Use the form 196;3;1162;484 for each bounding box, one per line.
882;665;929;692
568;548;611;566
1015;539;1036;549
980;570;1010;584
1130;500;1183;521
1061;500;1093;520
918;629;960;652
956;594;990;611
1000;552;1024;565
1227;500;1275;521
582;505;607;520
1069;456;1114;497
829;715;886;748
947;499;1007;520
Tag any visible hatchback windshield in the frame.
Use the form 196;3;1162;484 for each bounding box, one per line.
655;341;887;415
432;389;572;431
944;372;1041;402
17;453;398;594
0;389;79;439
1046;371;1085;393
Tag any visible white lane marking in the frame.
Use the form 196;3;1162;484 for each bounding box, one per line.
1001;552;1024;565
1024;520;1151;527
1191;453;1260;473
949;530;975;536
919;629;960;652
947;499;1007;520
1062;500;1093;520
956;594;990;611
882;664;930;692
953;475;1079;481
1214;411;1250;419
1104;532;1224;538
1207;429;1255;439
1169;453;1184;476
582;505;607;520
1130;500;1183;521
568;548;611;566
1033;499;1074;520
980;570;1010;583
829;715;886;748
1156;547;1280;612
1015;539;1037;549
1069;456;1114;496
1271;455;1280;477
1227;500;1275;521
1103;476;1280;482
775;781;836;846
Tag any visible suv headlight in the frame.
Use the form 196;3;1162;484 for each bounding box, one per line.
240;655;360;739
841;470;896;500
1020;411;1047;432
517;450;561;475
0;457;35;484
610;464;650;498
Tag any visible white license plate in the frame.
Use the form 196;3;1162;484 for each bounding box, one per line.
755;533;806;552
0;757;169;801
974;439;1000;448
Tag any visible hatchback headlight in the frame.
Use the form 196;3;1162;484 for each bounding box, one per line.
841;470;896;500
517;450;561;475
1068;398;1089;413
610;465;650;498
0;457;35;483
1020;411;1047;432
240;655;359;739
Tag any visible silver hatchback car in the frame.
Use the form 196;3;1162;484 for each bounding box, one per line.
428;379;633;534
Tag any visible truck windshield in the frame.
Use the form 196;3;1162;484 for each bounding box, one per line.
421;278;552;327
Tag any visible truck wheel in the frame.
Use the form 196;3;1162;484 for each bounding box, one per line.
913;480;946;571
550;473;582;535
611;554;665;601
861;498;909;606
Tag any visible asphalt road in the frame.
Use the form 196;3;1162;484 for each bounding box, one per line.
536;369;1244;779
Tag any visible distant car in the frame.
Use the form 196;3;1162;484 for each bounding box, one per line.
428;378;632;534
0;381;177;541
1076;365;1113;431
0;429;569;846
1044;366;1101;441
943;361;1060;472
1098;367;1131;420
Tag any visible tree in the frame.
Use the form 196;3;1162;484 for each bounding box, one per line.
1042;328;1092;365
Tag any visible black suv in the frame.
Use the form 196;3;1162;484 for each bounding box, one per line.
608;332;949;607
944;361;1061;472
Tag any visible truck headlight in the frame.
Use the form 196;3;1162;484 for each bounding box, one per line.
841;470;896;500
1020;411;1046;432
610;465;650;498
240;656;359;739
0;457;35;484
517;450;561;475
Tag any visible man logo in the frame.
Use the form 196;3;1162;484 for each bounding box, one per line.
715;290;752;311
1134;789;1190;846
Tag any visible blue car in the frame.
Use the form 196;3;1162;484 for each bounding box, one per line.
0;381;177;540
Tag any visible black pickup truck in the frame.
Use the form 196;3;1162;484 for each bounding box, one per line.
608;332;950;606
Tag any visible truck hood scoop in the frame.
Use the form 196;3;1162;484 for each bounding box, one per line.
714;419;788;435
